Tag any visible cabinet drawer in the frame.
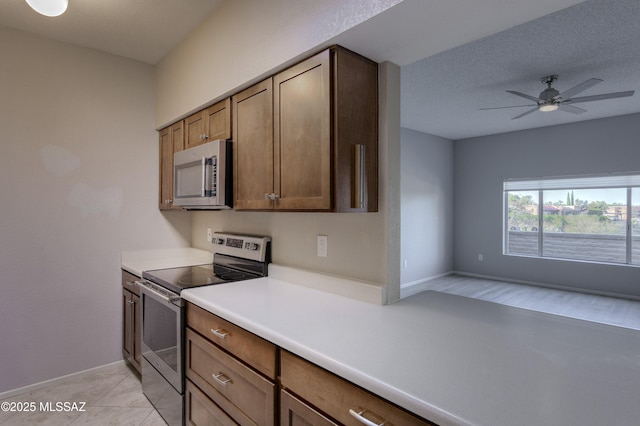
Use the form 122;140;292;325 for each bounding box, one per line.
280;389;338;426
185;379;236;426
186;328;275;426
280;351;433;426
121;270;140;296
186;302;277;379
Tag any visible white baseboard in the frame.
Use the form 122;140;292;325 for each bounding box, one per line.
0;360;129;400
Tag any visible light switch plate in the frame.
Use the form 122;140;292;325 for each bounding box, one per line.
317;235;328;257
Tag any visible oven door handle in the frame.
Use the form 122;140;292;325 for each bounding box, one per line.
136;280;183;308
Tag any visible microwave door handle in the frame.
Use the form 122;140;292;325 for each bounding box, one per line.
201;157;207;197
202;157;213;197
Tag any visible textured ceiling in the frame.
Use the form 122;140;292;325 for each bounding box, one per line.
401;0;640;140
3;0;631;141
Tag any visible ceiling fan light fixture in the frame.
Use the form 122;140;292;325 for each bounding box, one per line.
539;103;559;112
25;0;68;17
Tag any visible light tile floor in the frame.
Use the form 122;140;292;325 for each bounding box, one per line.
0;363;166;425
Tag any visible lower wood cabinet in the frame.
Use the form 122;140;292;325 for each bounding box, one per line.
280;351;434;426
185;302;277;425
184;303;435;426
280;389;338;426
121;270;141;374
185;379;236;426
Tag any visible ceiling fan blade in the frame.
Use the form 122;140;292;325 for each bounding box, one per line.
558;78;603;99
566;90;635;104
511;107;538;120
558;104;587;115
506;90;540;102
479;104;537;110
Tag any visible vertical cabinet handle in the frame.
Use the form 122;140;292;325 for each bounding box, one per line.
210;328;229;339
264;193;279;201
349;408;385;426
354;144;366;209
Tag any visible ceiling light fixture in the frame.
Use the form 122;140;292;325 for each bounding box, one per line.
25;0;68;17
538;103;559;112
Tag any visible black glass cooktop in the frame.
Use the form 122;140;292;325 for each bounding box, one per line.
142;254;267;294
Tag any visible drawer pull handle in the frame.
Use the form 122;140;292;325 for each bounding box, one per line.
349;409;385;426
212;373;232;386
210;328;229;339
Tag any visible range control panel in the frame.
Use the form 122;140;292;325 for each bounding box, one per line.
211;232;271;262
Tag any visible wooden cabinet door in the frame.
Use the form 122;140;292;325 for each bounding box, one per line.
159;121;184;210
122;288;132;361
274;49;332;210
186;98;232;150
131;293;141;371
159;127;173;209
122;273;141;374
332;46;378;212
185;110;207;149
232;78;274;210
281;351;434;426
186;329;276;425
280;390;338;426
205;98;232;142
186;380;237;426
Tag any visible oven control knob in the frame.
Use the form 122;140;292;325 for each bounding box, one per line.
245;242;259;251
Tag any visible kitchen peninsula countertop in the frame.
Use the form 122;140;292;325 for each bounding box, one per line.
182;274;640;426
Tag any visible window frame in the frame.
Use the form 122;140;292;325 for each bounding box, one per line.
503;172;640;266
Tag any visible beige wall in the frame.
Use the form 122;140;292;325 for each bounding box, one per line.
156;0;402;128
0;28;191;393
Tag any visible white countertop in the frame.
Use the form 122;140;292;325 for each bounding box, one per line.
120;248;212;276
182;277;640;426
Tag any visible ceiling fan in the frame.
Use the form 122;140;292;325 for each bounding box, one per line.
481;75;635;120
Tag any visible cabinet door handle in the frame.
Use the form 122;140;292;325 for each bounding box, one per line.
354;144;365;209
127;300;135;305
210;328;229;339
212;373;232;386
264;193;279;201
349;409;385;426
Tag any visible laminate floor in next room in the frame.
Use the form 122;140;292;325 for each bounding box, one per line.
0;363;166;426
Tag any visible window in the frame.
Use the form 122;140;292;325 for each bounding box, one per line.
504;173;640;266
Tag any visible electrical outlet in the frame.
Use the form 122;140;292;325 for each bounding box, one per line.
207;227;212;243
478;253;484;261
317;235;328;257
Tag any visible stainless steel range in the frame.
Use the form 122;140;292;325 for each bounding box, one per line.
137;233;271;426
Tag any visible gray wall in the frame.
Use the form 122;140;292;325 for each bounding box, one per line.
454;113;640;299
400;128;454;295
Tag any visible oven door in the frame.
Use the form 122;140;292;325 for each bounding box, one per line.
138;280;184;392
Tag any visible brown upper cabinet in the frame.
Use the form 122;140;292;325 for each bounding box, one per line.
233;46;378;212
185;98;232;149
232;79;275;210
158;120;184;210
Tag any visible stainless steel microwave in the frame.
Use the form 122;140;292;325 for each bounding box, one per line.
173;139;232;209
